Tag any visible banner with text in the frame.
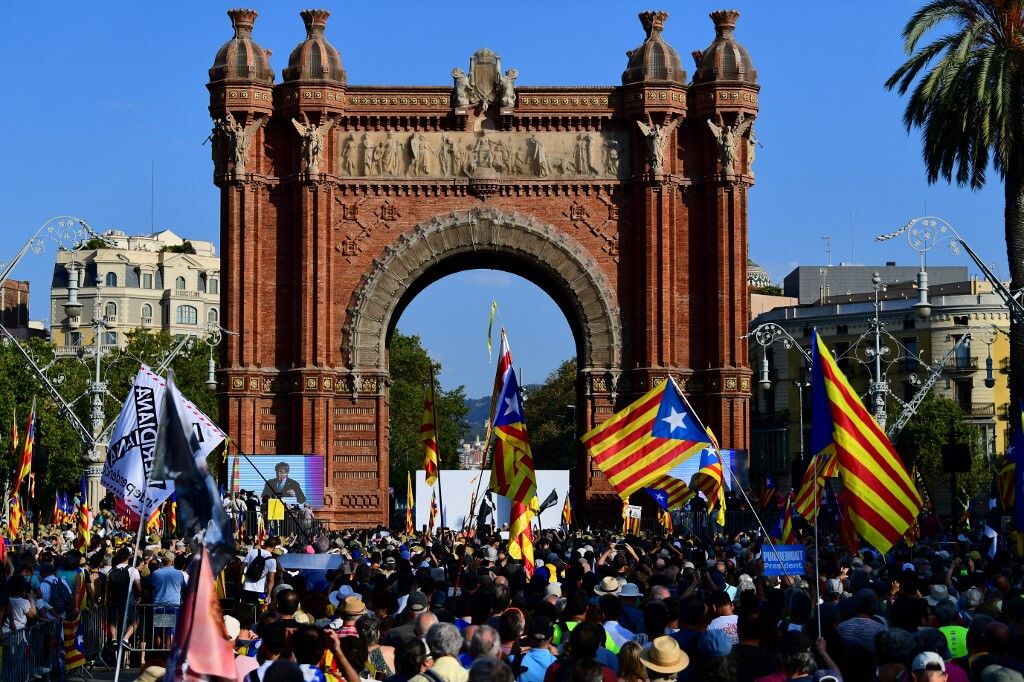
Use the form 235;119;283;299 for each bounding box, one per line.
763;544;806;576
102;365;224;518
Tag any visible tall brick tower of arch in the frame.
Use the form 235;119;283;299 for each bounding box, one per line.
208;8;758;527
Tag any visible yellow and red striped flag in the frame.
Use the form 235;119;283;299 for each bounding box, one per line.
168;494;178;536
584;379;711;500
561;494;573;527
428;487;438;535
621;499;641;534
75;480;90;553
811;329;922;553
8;497;23;539
793;450;838;522
12;398;35;497
657;508;673;534
999;457;1016;512
406;471;415;535
643;474;697;510
420;399;439;487
772;492;796;544
691;435;727;526
492;363;537;575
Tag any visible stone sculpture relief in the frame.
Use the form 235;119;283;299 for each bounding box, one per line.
452;49;518;111
707;113;753;175
635;116;683;175
214;112;264;175
334;130;628;179
292;116;335;175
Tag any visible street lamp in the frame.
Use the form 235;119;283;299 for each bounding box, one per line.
865;272;892;430
758;345;772;392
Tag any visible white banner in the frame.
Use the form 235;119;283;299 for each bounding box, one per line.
102;365;224;518
625;505;642;520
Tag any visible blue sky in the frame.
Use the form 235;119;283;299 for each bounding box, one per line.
0;2;1005;397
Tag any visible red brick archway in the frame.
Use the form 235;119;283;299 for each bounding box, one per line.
209;9;757;526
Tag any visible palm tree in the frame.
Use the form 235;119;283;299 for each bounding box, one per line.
886;1;1024;407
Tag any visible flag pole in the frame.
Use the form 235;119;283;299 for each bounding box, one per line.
113;478;152;682
812;453;822;639
427;362;449;579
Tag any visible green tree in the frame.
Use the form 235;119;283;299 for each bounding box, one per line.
886;2;1024;407
388;332;469;492
524;358;578;470
896;392;985;499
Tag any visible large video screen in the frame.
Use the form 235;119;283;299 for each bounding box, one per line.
231;455;325;508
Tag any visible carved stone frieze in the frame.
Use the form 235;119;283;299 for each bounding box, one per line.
335;130;628;180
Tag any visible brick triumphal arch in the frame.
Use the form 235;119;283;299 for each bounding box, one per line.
209;8;759;526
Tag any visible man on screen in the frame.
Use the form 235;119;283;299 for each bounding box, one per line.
261;461;307;504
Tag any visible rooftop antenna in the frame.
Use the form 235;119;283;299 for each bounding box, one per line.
850;212;855;264
822;234;832;266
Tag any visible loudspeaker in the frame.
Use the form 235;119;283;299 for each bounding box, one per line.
942;443;971;473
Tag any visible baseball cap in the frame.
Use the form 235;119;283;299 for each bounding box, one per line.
911;652;946;673
407;591;429;612
826;578;843;595
527;616;554;644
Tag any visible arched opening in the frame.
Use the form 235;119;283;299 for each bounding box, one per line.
343;207;622;524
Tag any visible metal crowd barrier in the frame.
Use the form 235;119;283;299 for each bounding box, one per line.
0;620;62;682
107;603;180;669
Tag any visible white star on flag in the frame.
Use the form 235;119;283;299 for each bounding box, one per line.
504;393;521;417
661;407;688;434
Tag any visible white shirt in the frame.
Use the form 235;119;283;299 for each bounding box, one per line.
708;614;739;644
3;597;32;633
242;549;277;593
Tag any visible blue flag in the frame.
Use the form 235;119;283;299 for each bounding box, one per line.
1009;400;1024;530
644;487;670;511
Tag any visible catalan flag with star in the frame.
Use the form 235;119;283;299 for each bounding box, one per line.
492;363;538;575
643;474;696;511
1007;400;1024;529
811;329;922;553
584;379;711;500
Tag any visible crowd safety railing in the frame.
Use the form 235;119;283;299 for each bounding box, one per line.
0;619;63;682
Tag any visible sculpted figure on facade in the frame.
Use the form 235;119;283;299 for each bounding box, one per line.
291;116;335;175
497;68;518;108
746;123;759;176
636;116;682;175
574;133;599;175
707;113;753;176
437;133;456;176
452;67;475;108
218;112;263;176
528;134;549;177
409;132;430;175
603;138;621;176
340;135;357;175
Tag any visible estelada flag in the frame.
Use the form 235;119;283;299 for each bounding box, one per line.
420;399;439;487
584;379;710;500
643;474;696;510
811;329;921;553
13;397;34;497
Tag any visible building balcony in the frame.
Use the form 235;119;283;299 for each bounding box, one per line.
944;356;978;372
967;402;996;418
165;290;202;300
103;315;118;324
54;346;80;358
141;316;153;326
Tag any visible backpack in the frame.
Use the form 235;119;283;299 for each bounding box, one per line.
45;576;72;614
245;551;269;582
106;566;132;604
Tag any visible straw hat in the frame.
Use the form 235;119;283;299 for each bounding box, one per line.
341;596;366;617
640;636;690;674
594;576;622;595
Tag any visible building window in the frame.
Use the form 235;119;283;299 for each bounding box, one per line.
175;276;186;291
903;318;916;330
199;273;207;293
142;273;153;289
102;331;117;346
902;337;919;372
952;335;971;368
104;301;117;320
954;379;973;412
175;305;198;325
209;278;219;295
836;324;848;335
68;331;81;347
105;272;118;287
142;303;153;323
208;308;218;324
953;315;969;326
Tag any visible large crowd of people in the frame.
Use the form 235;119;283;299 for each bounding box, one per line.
4;505;1024;682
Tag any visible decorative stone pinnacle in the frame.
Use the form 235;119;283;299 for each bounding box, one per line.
710;9;740;36
301;9;330;36
227;8;257;38
638;11;669;38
